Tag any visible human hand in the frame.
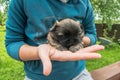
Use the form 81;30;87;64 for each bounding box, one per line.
82;36;91;47
38;44;104;76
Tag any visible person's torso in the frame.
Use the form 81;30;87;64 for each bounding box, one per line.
23;0;88;46
23;0;88;80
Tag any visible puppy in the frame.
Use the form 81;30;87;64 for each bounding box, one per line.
47;18;84;52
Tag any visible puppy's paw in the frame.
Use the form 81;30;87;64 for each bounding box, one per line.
57;46;68;51
69;44;83;52
69;46;80;52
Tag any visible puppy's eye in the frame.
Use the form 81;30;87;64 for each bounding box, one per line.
78;31;82;34
58;33;64;36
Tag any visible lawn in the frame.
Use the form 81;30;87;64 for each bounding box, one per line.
86;45;120;71
0;27;24;80
0;27;120;80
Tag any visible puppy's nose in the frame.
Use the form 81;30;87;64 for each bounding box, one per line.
66;40;71;43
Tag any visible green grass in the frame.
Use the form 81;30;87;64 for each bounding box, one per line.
0;27;120;80
87;46;120;71
0;29;25;80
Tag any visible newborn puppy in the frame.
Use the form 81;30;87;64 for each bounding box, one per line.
47;18;84;52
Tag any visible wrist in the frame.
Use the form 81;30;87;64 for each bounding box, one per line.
19;44;40;61
37;44;55;60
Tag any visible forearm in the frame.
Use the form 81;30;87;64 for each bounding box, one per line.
19;44;39;61
82;0;97;46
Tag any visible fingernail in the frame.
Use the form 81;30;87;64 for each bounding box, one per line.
101;45;105;49
97;54;102;58
44;71;50;76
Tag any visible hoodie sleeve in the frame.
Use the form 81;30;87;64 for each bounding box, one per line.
5;0;26;60
82;0;97;45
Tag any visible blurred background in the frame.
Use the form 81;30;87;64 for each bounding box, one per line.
0;0;120;80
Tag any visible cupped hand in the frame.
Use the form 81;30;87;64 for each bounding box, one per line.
38;44;104;76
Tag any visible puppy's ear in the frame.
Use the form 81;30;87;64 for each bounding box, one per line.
80;24;85;37
76;21;82;27
80;24;84;30
76;21;84;31
76;21;84;37
50;21;59;32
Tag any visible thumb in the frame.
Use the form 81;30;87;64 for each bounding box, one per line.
38;45;52;76
40;53;52;76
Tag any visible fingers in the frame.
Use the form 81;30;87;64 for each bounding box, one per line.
38;45;52;76
51;44;104;61
79;44;104;53
51;51;101;61
67;53;101;61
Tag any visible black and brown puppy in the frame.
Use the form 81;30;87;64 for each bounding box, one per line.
47;18;84;52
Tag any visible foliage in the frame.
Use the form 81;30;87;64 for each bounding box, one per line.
103;28;117;41
105;42;120;49
0;29;25;80
0;0;9;13
0;11;7;26
118;39;120;44
0;0;120;28
0;0;9;4
91;0;120;30
0;0;9;26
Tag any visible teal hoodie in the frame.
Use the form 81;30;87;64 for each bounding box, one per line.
5;0;97;80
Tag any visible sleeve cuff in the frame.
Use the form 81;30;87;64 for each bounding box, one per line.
85;34;97;45
6;41;25;61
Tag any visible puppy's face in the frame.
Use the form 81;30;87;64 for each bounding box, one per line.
49;19;84;49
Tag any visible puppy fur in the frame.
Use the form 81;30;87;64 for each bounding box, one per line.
47;18;84;52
